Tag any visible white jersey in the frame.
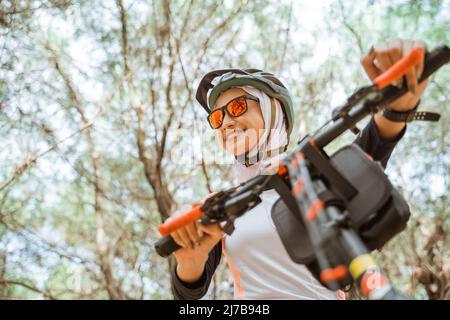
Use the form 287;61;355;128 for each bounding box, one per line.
223;189;339;300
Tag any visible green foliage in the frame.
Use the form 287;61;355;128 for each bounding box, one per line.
0;0;448;299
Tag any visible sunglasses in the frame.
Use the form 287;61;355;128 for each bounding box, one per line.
207;94;259;129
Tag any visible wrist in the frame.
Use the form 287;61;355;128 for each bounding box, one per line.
176;261;206;284
382;100;421;123
374;113;406;141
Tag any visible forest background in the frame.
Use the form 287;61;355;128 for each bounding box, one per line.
0;0;448;299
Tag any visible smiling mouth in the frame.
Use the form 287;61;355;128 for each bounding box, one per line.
224;129;244;141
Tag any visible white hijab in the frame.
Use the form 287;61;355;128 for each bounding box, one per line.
215;86;289;183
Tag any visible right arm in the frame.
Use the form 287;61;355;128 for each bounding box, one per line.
168;200;223;299
171;242;222;300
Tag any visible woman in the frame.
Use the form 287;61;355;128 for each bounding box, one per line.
169;39;429;299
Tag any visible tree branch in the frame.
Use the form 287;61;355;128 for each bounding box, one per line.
338;0;364;55
51;48;124;300
0;280;57;300
117;0;130;75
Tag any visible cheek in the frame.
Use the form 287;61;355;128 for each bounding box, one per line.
245;116;265;142
240;112;264;131
255;115;265;131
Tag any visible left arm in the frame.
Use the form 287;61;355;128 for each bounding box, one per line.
361;39;429;140
353;116;406;168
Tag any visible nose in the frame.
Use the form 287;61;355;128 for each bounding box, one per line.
221;111;235;129
219;111;238;140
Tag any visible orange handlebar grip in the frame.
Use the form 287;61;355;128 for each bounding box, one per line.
158;205;203;236
374;48;424;89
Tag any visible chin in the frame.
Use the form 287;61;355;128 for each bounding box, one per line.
223;136;256;156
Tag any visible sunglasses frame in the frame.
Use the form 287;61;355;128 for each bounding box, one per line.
207;94;260;129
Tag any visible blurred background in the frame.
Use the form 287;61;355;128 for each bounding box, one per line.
0;0;448;299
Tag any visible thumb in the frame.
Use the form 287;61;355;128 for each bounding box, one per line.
202;191;218;203
361;47;381;82
199;232;223;250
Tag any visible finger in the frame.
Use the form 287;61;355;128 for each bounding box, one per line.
413;40;427;80
361;46;381;81
186;223;201;245
177;228;194;249
402;41;418;94
374;46;404;88
196;229;224;249
202;192;218;203
201;233;223;248
416;78;429;96
386;39;403;87
389;78;428;111
196;221;204;238
171;231;187;249
373;43;394;73
405;60;418;94
199;223;223;239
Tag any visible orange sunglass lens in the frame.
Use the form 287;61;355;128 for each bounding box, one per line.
209;110;223;128
227;97;247;116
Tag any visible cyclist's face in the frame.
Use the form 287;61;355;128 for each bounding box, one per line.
214;88;264;156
